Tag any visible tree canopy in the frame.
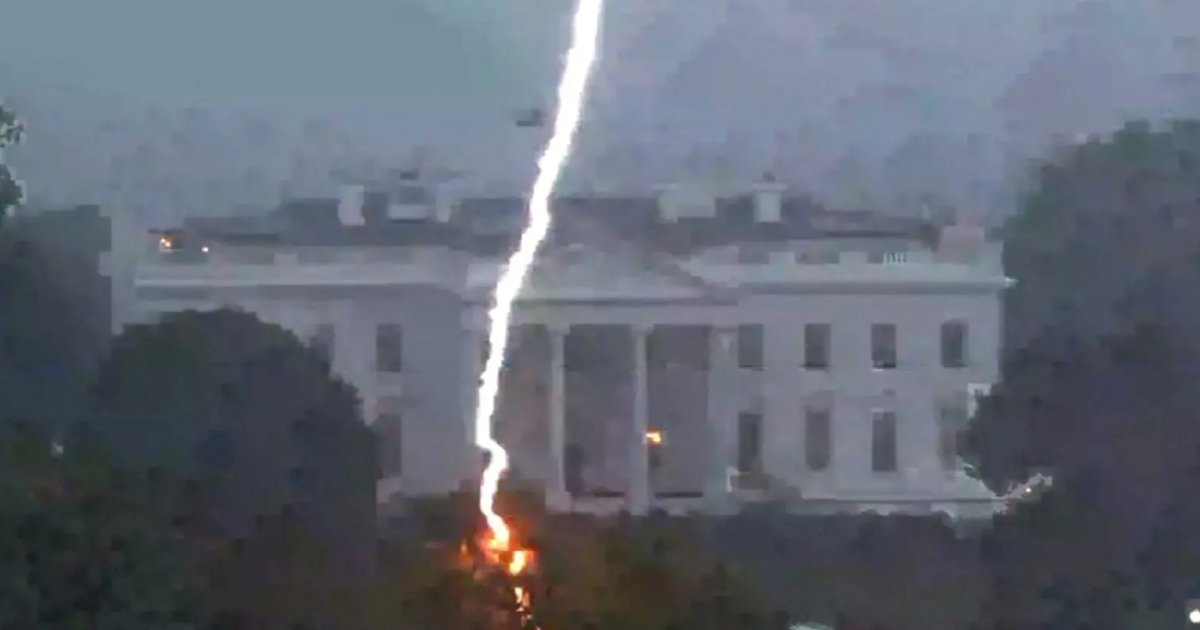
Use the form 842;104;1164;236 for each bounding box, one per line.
0;421;209;629
77;308;378;571
0;219;100;434
961;118;1200;626
0;103;25;218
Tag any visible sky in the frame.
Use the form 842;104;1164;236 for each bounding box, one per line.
2;0;1198;224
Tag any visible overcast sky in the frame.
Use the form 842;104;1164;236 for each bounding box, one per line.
2;0;1198;224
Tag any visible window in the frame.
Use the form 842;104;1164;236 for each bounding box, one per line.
803;323;831;369
871;324;897;369
871;410;898;472
309;324;335;365
375;398;404;478
564;442;584;495
737;243;770;264
376;324;404;373
737;412;763;475
941;321;968;368
938;404;969;471
805;407;832;472
737;325;764;370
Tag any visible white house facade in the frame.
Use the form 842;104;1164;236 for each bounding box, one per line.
104;177;1011;518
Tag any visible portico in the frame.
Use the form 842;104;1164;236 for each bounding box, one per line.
467;318;740;516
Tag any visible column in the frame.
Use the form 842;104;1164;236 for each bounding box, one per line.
460;325;484;490
545;324;570;511
629;324;652;515
705;326;737;514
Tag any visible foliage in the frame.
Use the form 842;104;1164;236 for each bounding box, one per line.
706;508;985;630
0;421;208;629
0;103;26;217
961;119;1200;628
77;308;378;580
1002;118;1200;349
367;489;787;630
966;118;1200;498
0;224;100;436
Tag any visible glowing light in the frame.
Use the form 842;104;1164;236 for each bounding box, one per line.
473;0;605;551
1190;608;1200;624
646;430;664;445
158;235;173;251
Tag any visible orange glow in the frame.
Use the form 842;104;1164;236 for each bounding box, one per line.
470;528;539;625
646;430;664;445
509;549;530;575
158;235;173;251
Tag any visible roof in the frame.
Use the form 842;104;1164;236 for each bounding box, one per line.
165;191;935;254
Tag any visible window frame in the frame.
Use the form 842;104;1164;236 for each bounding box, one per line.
870;409;899;473
375;323;405;373
803;323;832;370
940;320;969;369
871;323;898;370
804;406;832;472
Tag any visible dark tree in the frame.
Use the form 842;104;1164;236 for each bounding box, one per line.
0;421;208;629
78;309;378;581
1002;119;1200;349
0;219;101;434
966;119;1200;505
960;119;1200;627
0;103;25;218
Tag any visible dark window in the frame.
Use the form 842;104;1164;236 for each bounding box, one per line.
938;405;969;471
376;324;404;372
803;323;831;369
871;324;897;369
309;324;335;365
648;438;663;472
376;399;404;478
737;243;770;264
871;410;898;472
737;325;764;370
804;407;831;471
564;443;584;496
737;412;763;474
940;321;968;368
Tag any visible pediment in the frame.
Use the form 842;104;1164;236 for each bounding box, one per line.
515;241;733;303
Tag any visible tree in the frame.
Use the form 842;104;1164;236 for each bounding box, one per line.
0;220;100;434
0;103;25;218
76;309;378;582
1001;119;1200;349
966;119;1200;501
961;119;1200;627
0;420;208;629
363;488;785;630
703;508;985;629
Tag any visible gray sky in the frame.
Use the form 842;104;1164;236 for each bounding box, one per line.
2;0;1198;223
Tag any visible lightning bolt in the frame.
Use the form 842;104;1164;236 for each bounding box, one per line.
474;0;605;551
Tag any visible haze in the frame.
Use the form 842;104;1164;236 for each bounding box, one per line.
3;0;1198;225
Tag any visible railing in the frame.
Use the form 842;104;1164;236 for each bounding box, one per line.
135;248;455;288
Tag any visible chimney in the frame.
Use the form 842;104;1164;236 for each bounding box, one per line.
656;183;715;221
752;172;785;223
338;184;365;226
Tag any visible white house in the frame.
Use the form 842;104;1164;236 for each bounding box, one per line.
104;175;1010;518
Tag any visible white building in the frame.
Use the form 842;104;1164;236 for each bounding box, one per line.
104;177;1010;518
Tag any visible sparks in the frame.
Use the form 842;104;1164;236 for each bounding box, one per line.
473;0;606;553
